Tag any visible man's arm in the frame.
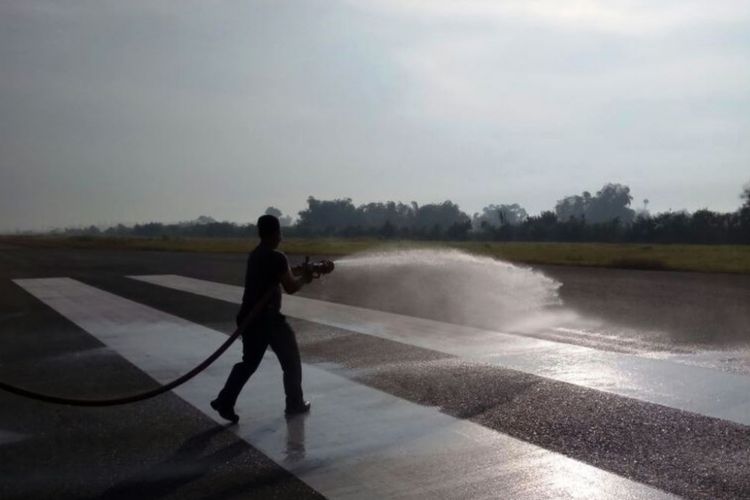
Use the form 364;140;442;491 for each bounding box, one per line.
280;265;311;295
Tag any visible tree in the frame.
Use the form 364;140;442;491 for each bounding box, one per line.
555;192;591;221
413;201;470;232
690;209;728;244
652;211;691;243
522;211;559;241
359;201;415;228
194;215;217;225
445;220;472;240
586;183;635;224
737;182;750;243
265;206;293;226
296;197;362;235
473;203;528;229
555;184;635;224
265;207;282;218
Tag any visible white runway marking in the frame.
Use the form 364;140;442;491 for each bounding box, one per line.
15;277;672;500
131;274;750;427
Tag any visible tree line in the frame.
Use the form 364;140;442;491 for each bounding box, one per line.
55;182;750;244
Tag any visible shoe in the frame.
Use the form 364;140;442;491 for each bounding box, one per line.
285;400;311;416
211;398;239;423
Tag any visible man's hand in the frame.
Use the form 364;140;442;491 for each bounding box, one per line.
300;267;314;284
285;257;334;294
281;267;307;294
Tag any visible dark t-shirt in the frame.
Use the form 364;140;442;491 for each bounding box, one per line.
237;244;289;326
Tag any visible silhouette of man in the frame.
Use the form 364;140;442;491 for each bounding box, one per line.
211;214;313;423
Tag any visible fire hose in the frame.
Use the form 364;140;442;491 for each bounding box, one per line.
0;257;334;407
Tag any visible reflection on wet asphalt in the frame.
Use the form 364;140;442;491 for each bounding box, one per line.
2;247;749;499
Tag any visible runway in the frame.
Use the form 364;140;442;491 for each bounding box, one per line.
1;247;749;499
132;274;750;426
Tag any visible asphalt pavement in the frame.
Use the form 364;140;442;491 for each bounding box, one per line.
1;245;749;499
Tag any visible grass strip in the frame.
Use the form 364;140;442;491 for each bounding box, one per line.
2;235;749;274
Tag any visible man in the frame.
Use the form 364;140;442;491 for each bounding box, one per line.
211;214;316;423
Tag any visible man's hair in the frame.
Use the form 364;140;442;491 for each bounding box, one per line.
257;214;281;239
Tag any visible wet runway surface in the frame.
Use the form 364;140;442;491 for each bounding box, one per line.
1;246;749;499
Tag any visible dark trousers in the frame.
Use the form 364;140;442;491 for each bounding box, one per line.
217;314;304;409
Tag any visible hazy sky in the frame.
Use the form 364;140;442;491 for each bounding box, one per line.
2;0;749;231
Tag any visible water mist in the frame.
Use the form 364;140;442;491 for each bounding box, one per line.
317;249;565;332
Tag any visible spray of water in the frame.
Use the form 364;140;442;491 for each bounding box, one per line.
312;249;750;365
320;249;564;332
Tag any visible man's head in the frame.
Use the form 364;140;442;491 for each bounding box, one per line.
257;214;281;248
